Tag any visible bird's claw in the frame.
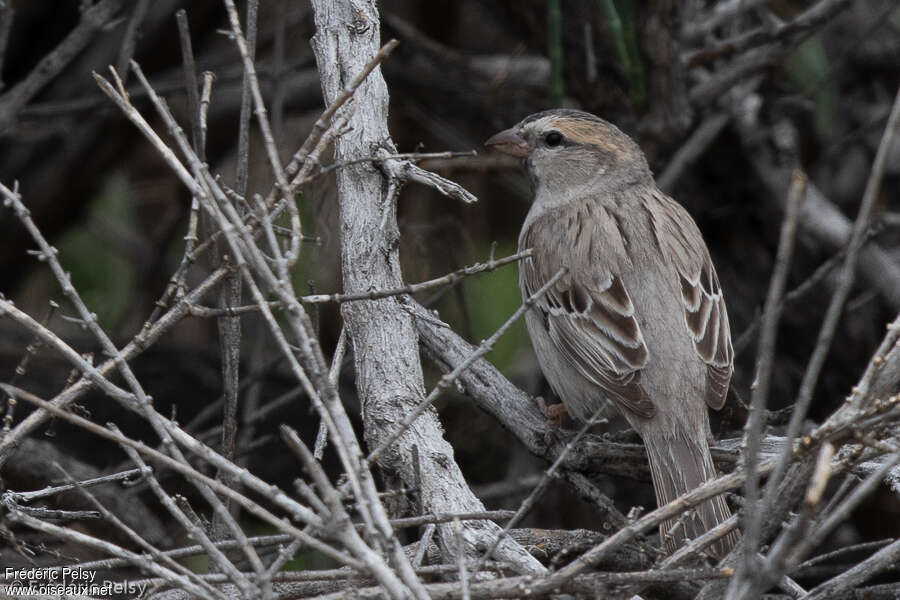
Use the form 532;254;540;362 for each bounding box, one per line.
536;396;567;428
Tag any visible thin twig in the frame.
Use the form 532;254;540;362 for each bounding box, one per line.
280;426;419;600
307;150;478;182
0;0;124;132
223;0;286;190
111;426;252;594
788;85;900;429
3;467;148;503
0;263;227;468
1;383;361;568
413;524;436;568
54;462;226;600
1;174;266;577
187;249;531;316
800;481;900;600
175;9;203;156
657;112;730;193
453;519;471;600
733;226;883;357
0;1;14;92
316;327;348;459
212;0;257;549
114;0;150;82
199;71;214;153
284;38;400;184
366;267;567;464
473;408;604;575
752;89;900;562
234;0;258;198
379;150;479;204
4;505;218;600
270;0;288;141
755;443;835;597
788;449;900;567
739;169;807;577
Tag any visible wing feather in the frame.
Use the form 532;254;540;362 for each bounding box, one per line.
649;190;734;410
521;205;654;419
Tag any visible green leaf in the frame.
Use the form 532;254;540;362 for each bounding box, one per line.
56;173;135;331
547;0;564;107
786;35;837;140
442;243;528;373
596;0;645;104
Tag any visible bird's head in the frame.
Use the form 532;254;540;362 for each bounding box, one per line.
485;109;652;198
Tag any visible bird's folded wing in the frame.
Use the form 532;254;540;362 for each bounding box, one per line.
650;191;734;410
525;263;655;419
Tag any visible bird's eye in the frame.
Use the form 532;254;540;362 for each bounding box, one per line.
544;131;564;147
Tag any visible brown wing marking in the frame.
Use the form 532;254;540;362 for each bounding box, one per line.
652;190;734;410
540;273;654;419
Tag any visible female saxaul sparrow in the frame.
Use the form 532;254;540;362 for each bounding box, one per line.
486;109;739;557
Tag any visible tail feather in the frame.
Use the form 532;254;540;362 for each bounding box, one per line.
643;429;739;558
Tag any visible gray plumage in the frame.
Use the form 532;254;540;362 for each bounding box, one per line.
487;109;739;557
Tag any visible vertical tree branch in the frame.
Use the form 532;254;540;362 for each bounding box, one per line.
308;0;543;575
736;170;806;593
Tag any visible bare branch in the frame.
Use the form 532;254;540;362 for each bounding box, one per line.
0;0;124;132
739;169;806;577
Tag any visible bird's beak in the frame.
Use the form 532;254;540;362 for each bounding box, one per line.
485;128;529;157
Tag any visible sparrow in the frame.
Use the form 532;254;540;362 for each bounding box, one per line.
486;109;739;557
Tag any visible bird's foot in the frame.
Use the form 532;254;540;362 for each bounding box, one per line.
536;396;567;428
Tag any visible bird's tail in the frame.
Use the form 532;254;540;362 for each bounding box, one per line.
643;428;739;558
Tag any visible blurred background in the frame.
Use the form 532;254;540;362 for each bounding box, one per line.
1;0;899;574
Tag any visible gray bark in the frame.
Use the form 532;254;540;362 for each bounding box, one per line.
308;0;543;574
